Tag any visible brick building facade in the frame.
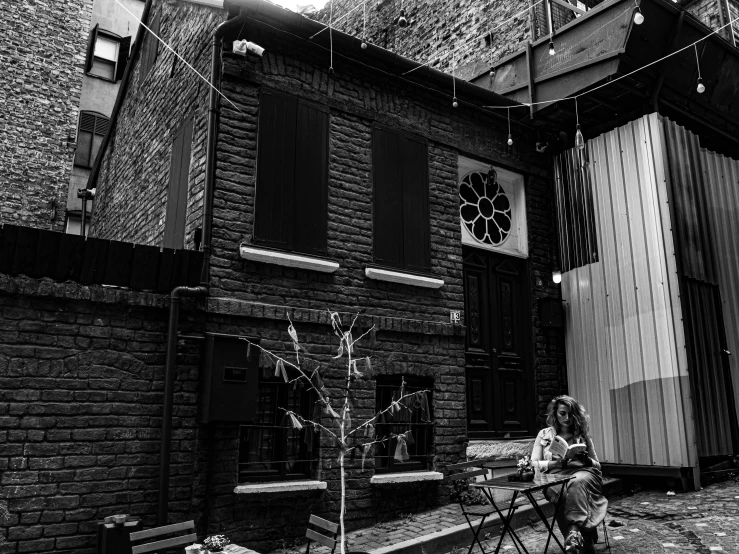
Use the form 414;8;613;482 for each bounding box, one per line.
313;0;534;77
0;0;566;552
0;0;93;232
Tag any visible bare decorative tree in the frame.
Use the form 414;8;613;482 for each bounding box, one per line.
242;311;430;554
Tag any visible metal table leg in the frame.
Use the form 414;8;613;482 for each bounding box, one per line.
525;483;568;554
482;490;528;554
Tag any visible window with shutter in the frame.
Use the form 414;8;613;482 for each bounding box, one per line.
74;112;110;169
84;26;130;82
253;90;329;256
372;127;431;272
163;116;194;249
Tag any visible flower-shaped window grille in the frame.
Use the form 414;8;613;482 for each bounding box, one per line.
459;169;512;246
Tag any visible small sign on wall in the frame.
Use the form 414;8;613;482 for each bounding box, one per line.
450;310;462;324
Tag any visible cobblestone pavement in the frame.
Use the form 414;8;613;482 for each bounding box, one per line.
281;478;739;554
468;477;739;554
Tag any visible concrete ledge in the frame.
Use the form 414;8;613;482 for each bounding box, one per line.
234;480;327;495
369;498;554;554
239;244;340;273
370;471;444;485
365;267;445;289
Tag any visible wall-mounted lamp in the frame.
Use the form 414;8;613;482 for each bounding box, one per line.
552;270;562;284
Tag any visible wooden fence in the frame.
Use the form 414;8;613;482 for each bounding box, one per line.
0;224;203;292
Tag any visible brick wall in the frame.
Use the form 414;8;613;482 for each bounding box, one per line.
91;0;222;248
90;0;565;428
78;1;567;549
0;274;467;552
312;0;532;78
0;0;92;232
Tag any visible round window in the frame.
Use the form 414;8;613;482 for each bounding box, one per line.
459;168;512;246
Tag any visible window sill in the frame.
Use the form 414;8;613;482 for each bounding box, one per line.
370;471;443;485
233;480;327;495
239;244;340;274
365;267;444;289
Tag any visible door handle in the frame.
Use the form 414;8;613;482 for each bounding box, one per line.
723;349;731;355
492;348;497;354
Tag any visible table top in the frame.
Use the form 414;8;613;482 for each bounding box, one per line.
224;544;261;554
471;474;575;492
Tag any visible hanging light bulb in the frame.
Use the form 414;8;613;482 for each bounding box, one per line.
361;41;367;49
507;134;513;146
552;270;562;284
397;9;408;28
575;124;585;150
452;97;458;108
696;77;705;93
633;8;644;25
549;40;555;56
489;67;495;77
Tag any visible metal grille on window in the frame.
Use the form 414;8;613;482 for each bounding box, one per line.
459;169;512;246
238;366;317;481
375;376;433;473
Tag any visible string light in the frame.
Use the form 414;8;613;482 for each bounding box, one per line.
329;0;335;74
361;1;367;49
507;107;513;146
397;1;408;28
452;49;457;108
633;0;644;25
575;97;585;150
694;44;705;93
489;30;495;77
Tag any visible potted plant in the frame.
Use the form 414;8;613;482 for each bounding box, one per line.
242;312;431;554
202;534;230;553
517;455;535;481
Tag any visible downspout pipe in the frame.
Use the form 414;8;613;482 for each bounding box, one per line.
156;9;249;527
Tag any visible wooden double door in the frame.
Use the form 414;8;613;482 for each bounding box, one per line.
463;247;535;438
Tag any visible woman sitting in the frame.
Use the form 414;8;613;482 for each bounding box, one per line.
531;395;608;554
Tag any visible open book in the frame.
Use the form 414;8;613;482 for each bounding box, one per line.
548;435;587;460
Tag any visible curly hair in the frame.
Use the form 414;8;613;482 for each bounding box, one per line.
546;395;590;437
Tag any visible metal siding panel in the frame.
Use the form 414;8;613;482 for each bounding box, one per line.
559;115;697;472
623;120;664;465
594;131;632;464
640;114;688;467
650;115;699;470
702;149;739;428
588;136;616;463
609;125;649;465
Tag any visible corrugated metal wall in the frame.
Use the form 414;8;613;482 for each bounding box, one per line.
663;121;739;455
702;148;739;434
556;113;698;469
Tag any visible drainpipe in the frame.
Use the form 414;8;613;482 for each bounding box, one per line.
156;9;249;527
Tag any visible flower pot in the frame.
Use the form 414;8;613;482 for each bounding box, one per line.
520;469;535;482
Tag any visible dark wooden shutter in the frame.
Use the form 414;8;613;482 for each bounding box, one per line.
85;24;99;73
163;117;194;249
293;102;329;255
372;128;404;267
115;36;132;82
141;10;160;82
401;136;430;271
254;92;298;249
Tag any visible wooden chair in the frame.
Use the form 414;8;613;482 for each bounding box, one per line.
129;520;198;554
447;459;519;554
305;514;339;554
